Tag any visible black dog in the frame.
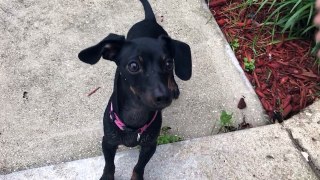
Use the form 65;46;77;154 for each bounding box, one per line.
78;0;191;179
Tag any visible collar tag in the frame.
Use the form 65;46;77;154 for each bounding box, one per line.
137;133;141;142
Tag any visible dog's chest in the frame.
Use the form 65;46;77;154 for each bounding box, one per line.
121;106;151;128
120;131;152;147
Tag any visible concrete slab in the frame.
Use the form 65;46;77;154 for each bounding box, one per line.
283;100;320;175
0;0;268;174
3;123;318;180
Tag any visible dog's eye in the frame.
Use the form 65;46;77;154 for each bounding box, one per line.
127;61;140;73
165;59;174;71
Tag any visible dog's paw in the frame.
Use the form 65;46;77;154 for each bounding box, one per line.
131;171;144;180
100;174;114;180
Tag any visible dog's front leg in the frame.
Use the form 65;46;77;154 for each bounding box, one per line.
131;143;157;180
100;136;118;180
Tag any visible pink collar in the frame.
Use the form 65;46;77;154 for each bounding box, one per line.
109;102;158;135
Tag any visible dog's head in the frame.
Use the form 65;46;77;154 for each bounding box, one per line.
78;33;192;110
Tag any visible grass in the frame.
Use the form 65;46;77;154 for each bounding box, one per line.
246;0;316;39
240;0;318;65
315;58;320;72
157;126;183;145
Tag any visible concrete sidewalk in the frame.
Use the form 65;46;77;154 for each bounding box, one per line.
3;101;319;180
0;0;268;174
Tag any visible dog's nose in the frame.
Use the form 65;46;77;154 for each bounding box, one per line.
153;86;171;105
155;94;170;104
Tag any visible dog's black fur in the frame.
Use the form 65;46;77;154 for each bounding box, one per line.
78;0;192;179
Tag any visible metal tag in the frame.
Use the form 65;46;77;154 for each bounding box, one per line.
137;133;141;142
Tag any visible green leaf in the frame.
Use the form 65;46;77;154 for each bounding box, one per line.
157;127;183;145
220;110;233;126
282;3;312;33
244;58;255;72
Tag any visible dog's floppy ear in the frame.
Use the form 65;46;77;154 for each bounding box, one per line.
159;35;192;81
78;33;125;65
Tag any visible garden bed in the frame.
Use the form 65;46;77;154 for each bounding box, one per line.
208;0;320;122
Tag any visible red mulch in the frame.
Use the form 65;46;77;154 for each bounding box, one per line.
209;0;320;122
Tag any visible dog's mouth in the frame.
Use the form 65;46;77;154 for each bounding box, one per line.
130;86;172;110
136;94;172;110
152;99;172;110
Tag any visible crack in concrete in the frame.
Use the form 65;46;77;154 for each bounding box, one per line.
285;128;320;179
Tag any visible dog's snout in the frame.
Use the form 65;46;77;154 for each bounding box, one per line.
155;93;169;103
153;85;171;106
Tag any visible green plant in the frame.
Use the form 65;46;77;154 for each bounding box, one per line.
311;43;320;55
157;126;183;145
230;38;240;51
254;0;316;39
315;58;320;72
311;43;320;72
244;57;255;72
218;110;236;133
219;110;233;127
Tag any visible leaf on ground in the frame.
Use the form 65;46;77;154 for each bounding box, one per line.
237;97;247;109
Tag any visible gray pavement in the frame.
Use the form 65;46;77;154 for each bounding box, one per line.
283;100;320;175
0;0;269;174
2;100;319;180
